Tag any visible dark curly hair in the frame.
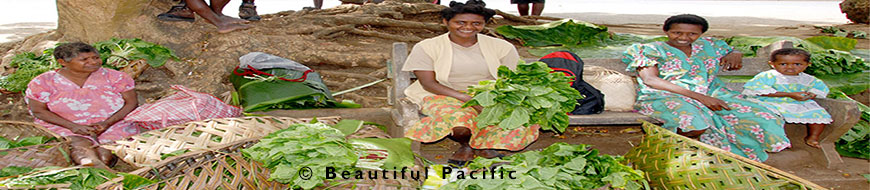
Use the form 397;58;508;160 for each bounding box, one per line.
53;42;98;62
663;14;709;33
440;0;496;22
770;48;811;62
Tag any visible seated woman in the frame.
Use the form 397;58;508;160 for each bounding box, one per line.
402;0;538;165
622;14;790;162
26;42;139;168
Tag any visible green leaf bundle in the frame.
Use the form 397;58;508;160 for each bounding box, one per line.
463;61;582;133
0;136;54;150
0;167;117;190
831;91;870;159
0;50;59;92
440;142;648;190
93;38;179;68
241;122;359;189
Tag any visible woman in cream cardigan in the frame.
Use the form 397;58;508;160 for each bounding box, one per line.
401;0;538;165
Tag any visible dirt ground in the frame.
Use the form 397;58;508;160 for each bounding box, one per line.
0;1;868;189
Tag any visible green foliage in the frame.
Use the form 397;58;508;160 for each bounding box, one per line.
0;50;59;92
440;143;647;190
724;36;869;76
93;38;179;68
805;36;857;51
463;62;583;133
241;122;358;189
349;138;417;170
159;149;191;160
0;38;177;93
497;19;611;47
119;173;157;189
496;19;667;58
814;26;868;39
0;167;117;190
831;91;870;159
0;166;33;178
806;49;869;76
0;136;54;150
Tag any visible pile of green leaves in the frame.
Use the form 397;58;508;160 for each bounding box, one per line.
440;143;648;190
0;167;116;190
496;19;667;58
0;49;59;92
724;36;870;76
0;38;177;93
93;38;178;68
241;122;359;189
831;92;870;159
0;136;54;150
463;62;582;133
814;26;868;39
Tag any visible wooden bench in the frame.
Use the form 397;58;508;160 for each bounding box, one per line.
387;41;860;168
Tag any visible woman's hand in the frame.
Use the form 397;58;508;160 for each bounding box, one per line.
721;51;743;71
787;91;815;101
694;95;731;111
88;121;111;135
68;124;96;136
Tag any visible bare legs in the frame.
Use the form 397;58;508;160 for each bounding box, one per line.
314;0;323;9
516;3;544;16
184;0;252;33
805;124;825;148
68;136;115;170
449;127;504;164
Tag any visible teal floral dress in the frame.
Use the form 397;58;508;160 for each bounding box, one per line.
622;37;791;162
743;70;832;124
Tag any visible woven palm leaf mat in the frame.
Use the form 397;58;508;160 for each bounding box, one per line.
104;116;341;167
98;124;420;190
625;121;827;190
0;120;72;168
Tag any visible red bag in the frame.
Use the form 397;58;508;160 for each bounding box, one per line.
124;85;241;130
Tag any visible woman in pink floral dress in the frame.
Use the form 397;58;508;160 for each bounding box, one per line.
26;42;138;168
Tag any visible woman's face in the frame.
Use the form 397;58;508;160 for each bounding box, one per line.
60;51;102;73
664;23;704;48
443;13;486;40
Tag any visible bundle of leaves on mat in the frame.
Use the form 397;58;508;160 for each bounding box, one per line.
724;36;869;76
0;49;58;92
0;38;178;93
440;142;648;190
831;91;870;159
93;38;179;68
241;122;359;189
0;136;54;150
463;61;582;133
496;19;668;58
0;166;154;190
242;121;420;189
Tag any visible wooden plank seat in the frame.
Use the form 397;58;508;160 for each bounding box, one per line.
387;41;860;168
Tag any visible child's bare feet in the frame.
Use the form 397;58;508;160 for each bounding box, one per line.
804;136;821;148
216;23;252;33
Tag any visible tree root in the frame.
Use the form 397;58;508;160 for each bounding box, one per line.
314;24;356;39
349;28;422;42
328;15;446;31
526;15;564;21
494;10;543;25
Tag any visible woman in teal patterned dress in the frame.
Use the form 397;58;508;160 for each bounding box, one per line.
621;14;791;161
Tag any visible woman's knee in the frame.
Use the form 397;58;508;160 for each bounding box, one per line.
67;136;95;147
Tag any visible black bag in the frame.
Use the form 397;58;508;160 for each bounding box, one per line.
539;51;605;115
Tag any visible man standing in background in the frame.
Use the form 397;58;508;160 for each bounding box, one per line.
511;0;544;16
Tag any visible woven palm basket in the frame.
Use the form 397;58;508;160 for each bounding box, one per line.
98;127;422;190
104;116;340;167
625;121;827;190
0;120;71;168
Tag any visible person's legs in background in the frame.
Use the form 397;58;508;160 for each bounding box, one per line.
157;1;195;22
238;0;261;21
184;0;252;33
530;1;545;16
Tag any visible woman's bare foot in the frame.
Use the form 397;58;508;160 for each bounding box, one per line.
96;147;118;167
216;23;253;33
452;145;474;161
474;149;505;159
